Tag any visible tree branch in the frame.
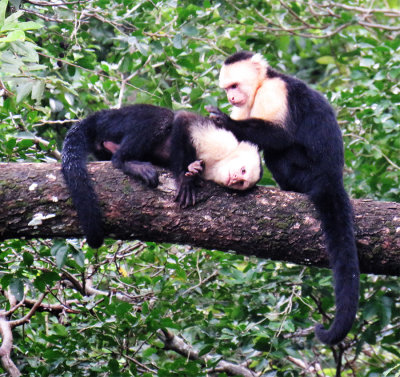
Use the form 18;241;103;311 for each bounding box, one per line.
0;316;21;377
159;329;258;377
1;162;400;276
9;293;47;328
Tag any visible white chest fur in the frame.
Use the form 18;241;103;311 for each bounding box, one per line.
251;78;288;123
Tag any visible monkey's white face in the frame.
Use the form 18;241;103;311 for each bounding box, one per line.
219;60;263;108
225;84;248;107
222;154;261;191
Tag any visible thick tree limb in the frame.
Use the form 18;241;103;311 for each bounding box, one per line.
0;316;21;377
0;162;400;275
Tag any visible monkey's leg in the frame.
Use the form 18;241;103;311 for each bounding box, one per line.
103;141;120;154
111;135;159;188
118;160;159;188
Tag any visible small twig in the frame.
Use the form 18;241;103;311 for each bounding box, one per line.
37;52;159;99
25;0;87;6
33;136;62;160
23;298;80;314
34;119;79;127
287;356;324;376
116;54;152;109
124;354;157;374
159;329;259;377
3;298;25;317
9;293;47;327
180;270;219;297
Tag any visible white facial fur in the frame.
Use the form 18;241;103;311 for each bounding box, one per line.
219;54;288;124
219;54;268;109
189;119;261;190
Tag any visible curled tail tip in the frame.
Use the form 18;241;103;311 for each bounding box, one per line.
315;323;348;346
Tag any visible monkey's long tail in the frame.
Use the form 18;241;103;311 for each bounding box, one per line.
310;185;360;345
61;120;104;248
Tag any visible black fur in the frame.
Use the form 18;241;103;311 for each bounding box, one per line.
61;104;201;248
209;55;360;345
224;51;254;65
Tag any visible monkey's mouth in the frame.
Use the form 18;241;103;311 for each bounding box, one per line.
226;172;240;187
230;99;246;107
226;173;232;186
226;173;242;188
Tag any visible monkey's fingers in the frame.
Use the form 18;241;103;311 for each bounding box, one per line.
205;106;228;126
205;105;220;114
185;160;204;177
135;164;159;188
175;182;197;208
142;172;159;188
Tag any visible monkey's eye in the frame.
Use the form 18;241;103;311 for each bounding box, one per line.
241;168;246;175
231;83;238;89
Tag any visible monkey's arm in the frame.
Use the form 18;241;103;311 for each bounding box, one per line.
206;106;293;150
170;111;204;208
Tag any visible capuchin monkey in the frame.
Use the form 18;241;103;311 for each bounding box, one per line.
206;51;359;346
61;104;262;249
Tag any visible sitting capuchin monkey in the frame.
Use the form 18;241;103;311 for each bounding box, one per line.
206;51;359;346
61;104;262;249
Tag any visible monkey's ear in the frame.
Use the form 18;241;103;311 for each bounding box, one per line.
250;53;268;73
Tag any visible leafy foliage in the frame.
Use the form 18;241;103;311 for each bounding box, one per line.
0;0;399;376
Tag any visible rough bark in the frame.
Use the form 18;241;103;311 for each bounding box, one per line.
0;162;399;276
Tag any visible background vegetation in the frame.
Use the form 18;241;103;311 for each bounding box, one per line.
0;0;399;376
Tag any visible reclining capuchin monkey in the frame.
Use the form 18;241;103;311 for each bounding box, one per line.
61;104;262;249
206;51;359;346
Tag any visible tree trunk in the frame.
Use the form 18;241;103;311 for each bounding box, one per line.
0;162;399;276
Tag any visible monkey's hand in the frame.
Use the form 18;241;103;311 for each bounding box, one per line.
185;160;204;177
205;105;229;127
175;174;197;208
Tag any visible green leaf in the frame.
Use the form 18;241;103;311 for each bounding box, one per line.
173;33;183;49
12;41;39;63
72;249;85;267
360;57;375;67
31;80;45;103
142;347;157;358
0;0;7;28
0;29;25;43
10;278;24;302
22;252;34;266
34;270;60;291
51;242;69;268
198;344;213;357
108;359;119;372
316;56;335;65
2;9;23;27
182;24;198;37
254;337;270;352
6;137;16;153
9;21;42;31
53;324;68;337
115;302;132;317
15;80;33;103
